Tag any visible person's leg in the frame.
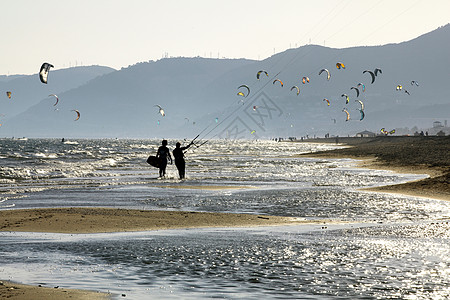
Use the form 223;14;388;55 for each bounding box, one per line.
175;162;183;179
180;162;186;179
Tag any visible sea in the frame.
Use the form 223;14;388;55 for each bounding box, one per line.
0;138;449;299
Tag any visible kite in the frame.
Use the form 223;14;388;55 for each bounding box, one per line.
237;84;250;97
396;85;403;91
355;99;364;111
302;76;310;84
411;81;419;86
256;70;269;80
72;110;80;121
357;83;365;92
342;108;350;121
336;62;345;69
39;62;54;84
381;128;395;135
48;94;59;106
341;94;349;104
363;70;376;84
323;98;330;106
154;105;165;117
358;109;365;121
6;91;11;99
253;105;258;111
290;86;300;95
319;68;330;81
273;79;284;87
351;86;360;98
374;68;382;76
250;130;256;134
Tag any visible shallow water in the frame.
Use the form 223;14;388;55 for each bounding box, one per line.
1;138;449;299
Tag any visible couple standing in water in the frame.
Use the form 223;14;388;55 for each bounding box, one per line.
156;140;193;179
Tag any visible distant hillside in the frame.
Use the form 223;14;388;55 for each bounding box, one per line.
2;24;449;139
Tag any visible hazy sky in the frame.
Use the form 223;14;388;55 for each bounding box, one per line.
1;0;449;75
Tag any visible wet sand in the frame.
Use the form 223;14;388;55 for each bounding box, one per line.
0;207;328;234
295;135;450;201
0;281;108;300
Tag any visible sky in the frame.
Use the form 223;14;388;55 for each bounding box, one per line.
1;0;449;75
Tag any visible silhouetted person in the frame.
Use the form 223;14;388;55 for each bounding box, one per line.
172;141;193;179
156;140;172;177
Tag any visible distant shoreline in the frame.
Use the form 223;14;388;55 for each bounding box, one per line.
292;135;450;201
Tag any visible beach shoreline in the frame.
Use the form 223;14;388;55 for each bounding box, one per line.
294;136;450;201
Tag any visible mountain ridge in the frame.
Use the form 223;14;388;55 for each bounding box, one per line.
1;24;449;139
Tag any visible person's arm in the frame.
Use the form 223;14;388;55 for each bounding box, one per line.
181;143;193;151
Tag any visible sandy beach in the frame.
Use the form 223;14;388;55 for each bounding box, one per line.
0;281;108;300
296;135;450;201
0;207;326;234
2;135;448;298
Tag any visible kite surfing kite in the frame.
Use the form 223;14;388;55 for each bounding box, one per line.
357;83;365;92
48;94;59;106
273;79;284;87
374;68;382;76
358;109;365;121
72;110;80;121
39;62;54;84
302;76;310;84
323;98;330;106
351;86;360;98
290;86;300;95
342;108;350;121
355;99;364;111
237;84;250;97
363;70;376;84
336;62;345;69
319;68;330;81
341;94;349;104
6;91;11;99
381;128;395;135
411;81;419;86
396;85;403;91
154;105;165;117
256;70;268;80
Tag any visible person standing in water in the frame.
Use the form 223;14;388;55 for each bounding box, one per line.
156;139;172;177
172;141;193;179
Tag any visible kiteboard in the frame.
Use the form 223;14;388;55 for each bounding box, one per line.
146;155;160;168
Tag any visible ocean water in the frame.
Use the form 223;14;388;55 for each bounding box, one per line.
0;138;449;299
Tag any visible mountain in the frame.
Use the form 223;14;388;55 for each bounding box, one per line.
2;24;449;139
